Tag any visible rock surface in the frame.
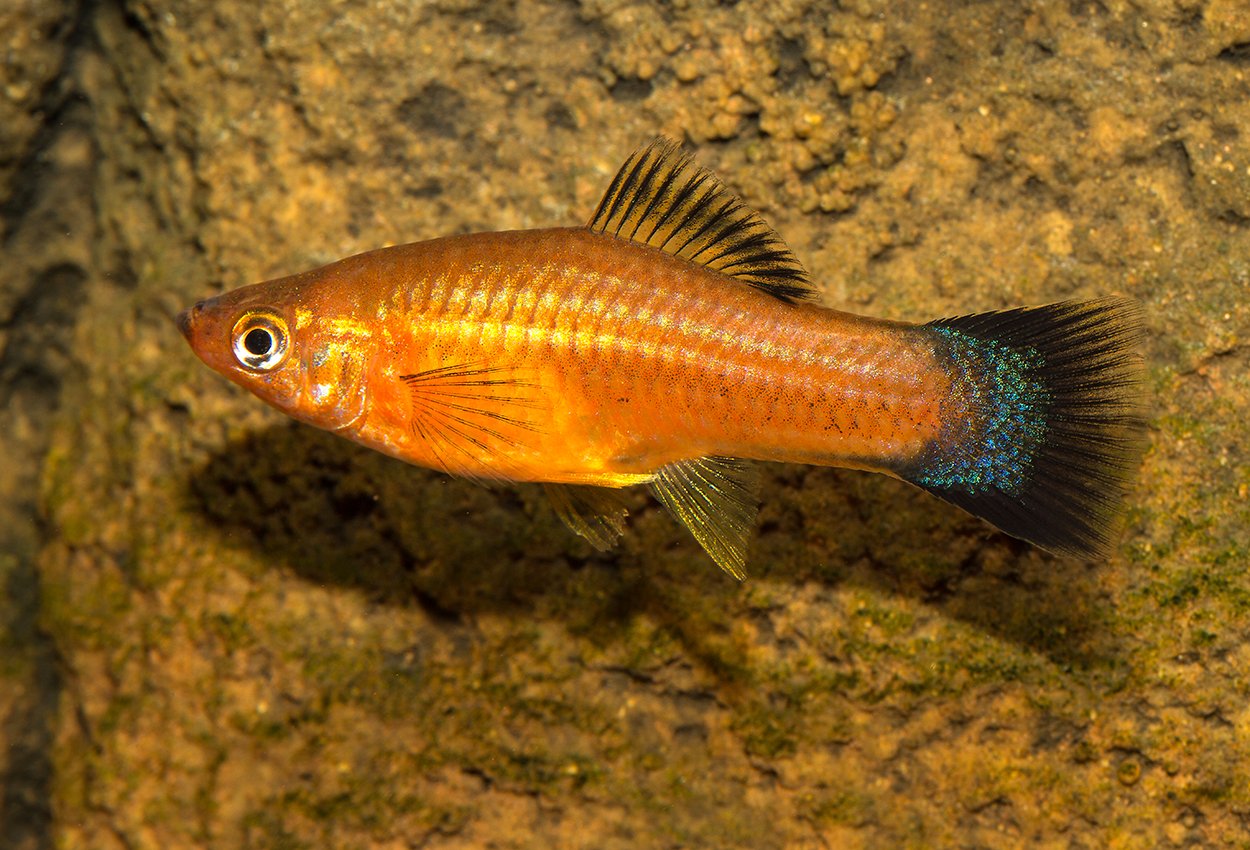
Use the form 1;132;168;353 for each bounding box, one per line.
3;1;1249;848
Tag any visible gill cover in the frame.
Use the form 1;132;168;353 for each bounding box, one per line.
299;327;371;432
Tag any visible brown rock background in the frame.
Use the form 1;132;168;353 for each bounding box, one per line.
3;1;1249;847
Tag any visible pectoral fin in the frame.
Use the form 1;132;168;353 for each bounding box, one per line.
648;457;761;580
401;362;538;481
544;484;630;551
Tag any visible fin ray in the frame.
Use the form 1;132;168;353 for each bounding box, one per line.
401;362;539;482
588;138;815;303
649;456;762;579
903;298;1146;558
544;484;630;551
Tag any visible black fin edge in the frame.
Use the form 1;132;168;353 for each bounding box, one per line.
588;138;816;304
905;298;1147;559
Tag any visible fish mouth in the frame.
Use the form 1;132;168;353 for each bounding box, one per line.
177;298;217;342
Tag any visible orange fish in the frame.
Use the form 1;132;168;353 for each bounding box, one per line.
179;140;1144;577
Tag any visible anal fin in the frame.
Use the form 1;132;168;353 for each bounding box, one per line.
648;457;761;580
544;484;630;551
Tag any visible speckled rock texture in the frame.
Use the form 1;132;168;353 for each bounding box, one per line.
2;1;1249;848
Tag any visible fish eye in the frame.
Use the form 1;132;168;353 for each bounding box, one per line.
231;312;289;372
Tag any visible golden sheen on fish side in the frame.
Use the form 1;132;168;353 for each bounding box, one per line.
178;140;1145;578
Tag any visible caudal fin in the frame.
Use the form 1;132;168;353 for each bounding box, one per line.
902;298;1146;559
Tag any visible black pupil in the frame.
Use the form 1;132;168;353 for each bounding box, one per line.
244;327;273;357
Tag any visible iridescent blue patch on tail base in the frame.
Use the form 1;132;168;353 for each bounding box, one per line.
913;327;1050;495
902;299;1144;558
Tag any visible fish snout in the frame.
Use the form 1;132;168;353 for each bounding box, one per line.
177;298;217;342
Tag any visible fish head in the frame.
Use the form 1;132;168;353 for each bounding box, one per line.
178;271;374;434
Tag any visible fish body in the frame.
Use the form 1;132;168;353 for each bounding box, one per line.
179;140;1144;576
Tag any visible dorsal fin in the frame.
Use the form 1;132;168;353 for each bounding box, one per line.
587;138;816;303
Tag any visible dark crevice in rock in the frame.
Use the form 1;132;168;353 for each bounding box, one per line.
0;0;99;247
0;2;101;849
0;570;62;850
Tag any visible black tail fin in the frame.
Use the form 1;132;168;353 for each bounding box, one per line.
902;298;1146;559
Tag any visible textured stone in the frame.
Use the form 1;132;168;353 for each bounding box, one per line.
2;1;1248;848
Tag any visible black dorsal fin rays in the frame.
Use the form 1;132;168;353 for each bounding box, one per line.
624;151;671;242
592;149;649;237
652;171;712;251
587;138;816;304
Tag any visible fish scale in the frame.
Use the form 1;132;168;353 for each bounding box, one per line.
413;230;943;473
